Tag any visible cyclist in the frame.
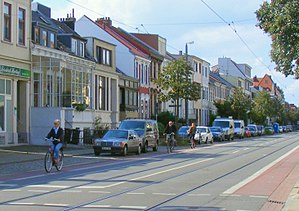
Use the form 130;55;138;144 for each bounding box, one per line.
45;119;64;163
188;122;196;148
164;121;177;149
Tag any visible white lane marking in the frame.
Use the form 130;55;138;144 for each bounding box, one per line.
243;148;249;151
84;205;112;208
152;193;176;196
0;184;17;187
13;174;49;181
27;185;69;189
188;193;211;196
119;206;147;210
43;203;69;207
28;190;50;193
2;189;21;192
127;192;145;195
231;150;240;154
88;190;111;194
223;144;299;195
9;202;35;205
61;190;82;193
249;195;268;198
220;194;241;197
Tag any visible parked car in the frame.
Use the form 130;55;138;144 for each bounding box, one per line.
210;126;225;142
279;126;283;133
244;127;251;137
196;126;213;144
177;126;189;139
282;125;287;132
286;125;293;132
264;126;274;135
213;117;234;141
234;120;245;138
248;124;258;136
119;119;159;152
256;125;264;136
93;129;143;156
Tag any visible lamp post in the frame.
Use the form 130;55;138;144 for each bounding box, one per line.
185;41;194;125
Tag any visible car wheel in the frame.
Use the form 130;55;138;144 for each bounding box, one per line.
94;150;100;156
153;141;158;152
123;146;128;156
210;137;213;144
136;144;141;155
205;137;208;144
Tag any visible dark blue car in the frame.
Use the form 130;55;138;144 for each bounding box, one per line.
177;126;189;139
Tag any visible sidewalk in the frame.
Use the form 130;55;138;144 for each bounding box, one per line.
283;178;299;211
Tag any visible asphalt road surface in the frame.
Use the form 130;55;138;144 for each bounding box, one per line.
0;132;298;211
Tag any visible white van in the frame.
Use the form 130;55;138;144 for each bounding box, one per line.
234;120;245;138
213;117;234;141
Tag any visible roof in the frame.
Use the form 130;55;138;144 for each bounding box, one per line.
210;71;235;88
51;19;86;41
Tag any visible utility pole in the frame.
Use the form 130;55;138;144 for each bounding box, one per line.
185;41;194;125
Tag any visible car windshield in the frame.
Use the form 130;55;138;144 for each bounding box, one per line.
213;121;229;128
103;130;128;139
248;126;256;131
197;128;207;133
234;123;241;128
210;127;221;132
119;121;145;130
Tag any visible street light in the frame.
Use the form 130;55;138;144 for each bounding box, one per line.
185;41;194;125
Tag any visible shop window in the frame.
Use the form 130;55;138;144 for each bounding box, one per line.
0;95;4;131
0;79;5;94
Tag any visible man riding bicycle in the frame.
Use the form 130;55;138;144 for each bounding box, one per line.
45;119;64;163
164;121;177;148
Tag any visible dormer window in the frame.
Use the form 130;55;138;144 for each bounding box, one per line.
33;27;56;49
71;38;84;57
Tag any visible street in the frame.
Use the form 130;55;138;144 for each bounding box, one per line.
0;132;299;211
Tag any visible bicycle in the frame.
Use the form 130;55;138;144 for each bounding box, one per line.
44;138;64;173
164;132;175;153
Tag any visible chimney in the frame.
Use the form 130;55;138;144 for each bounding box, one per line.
58;9;76;30
96;17;112;27
179;50;183;55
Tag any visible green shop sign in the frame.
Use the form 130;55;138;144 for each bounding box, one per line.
0;65;31;78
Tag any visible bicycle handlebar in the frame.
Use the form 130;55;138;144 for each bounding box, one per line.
45;138;60;142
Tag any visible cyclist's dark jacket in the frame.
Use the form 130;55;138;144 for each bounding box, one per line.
164;124;177;134
46;127;64;144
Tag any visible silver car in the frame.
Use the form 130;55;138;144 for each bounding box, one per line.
93;129;143;156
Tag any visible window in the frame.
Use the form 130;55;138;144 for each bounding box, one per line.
135;62;138;78
34;28;40;44
18;8;25;45
265;79;268;84
71;38;77;54
41;30;47;46
79;42;84;57
238;80;242;87
145;65;148;85
0;95;4;131
194;62;198;72
205;67;208;77
102;48;111;66
3;2;11;41
97;76;105;110
49;32;55;48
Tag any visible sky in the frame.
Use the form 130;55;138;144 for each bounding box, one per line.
34;0;299;106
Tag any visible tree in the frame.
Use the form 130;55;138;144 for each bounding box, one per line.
256;0;299;78
214;99;233;118
154;58;201;118
229;87;252;120
251;91;272;125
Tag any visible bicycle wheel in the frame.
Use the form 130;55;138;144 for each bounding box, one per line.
170;140;174;153
44;151;53;173
166;139;170;154
55;150;64;171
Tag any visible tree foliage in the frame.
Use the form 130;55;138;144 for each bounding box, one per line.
250;91;272;125
256;0;299;78
229;87;252;120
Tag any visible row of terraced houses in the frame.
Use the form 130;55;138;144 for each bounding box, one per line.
0;1;292;146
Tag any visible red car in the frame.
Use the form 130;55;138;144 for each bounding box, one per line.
245;127;251;137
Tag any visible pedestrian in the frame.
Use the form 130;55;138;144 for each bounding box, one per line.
188;122;196;148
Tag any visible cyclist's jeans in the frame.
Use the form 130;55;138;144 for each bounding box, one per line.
51;143;63;160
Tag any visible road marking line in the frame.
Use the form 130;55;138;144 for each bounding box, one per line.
9;202;35;205
249;195;268;198
84;205;111;208
243;148;249;151
27;185;70;189
28;190;50;193
13;175;48;181
2;189;21;192
220;194;241;197
88;190;111;194
223;144;299;195
152;193;176;196
127;192;145;195
232;150;240;154
0;184;17;187
188;193;211;196
61;190;82;193
43;203;69;207
120;206;147;209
